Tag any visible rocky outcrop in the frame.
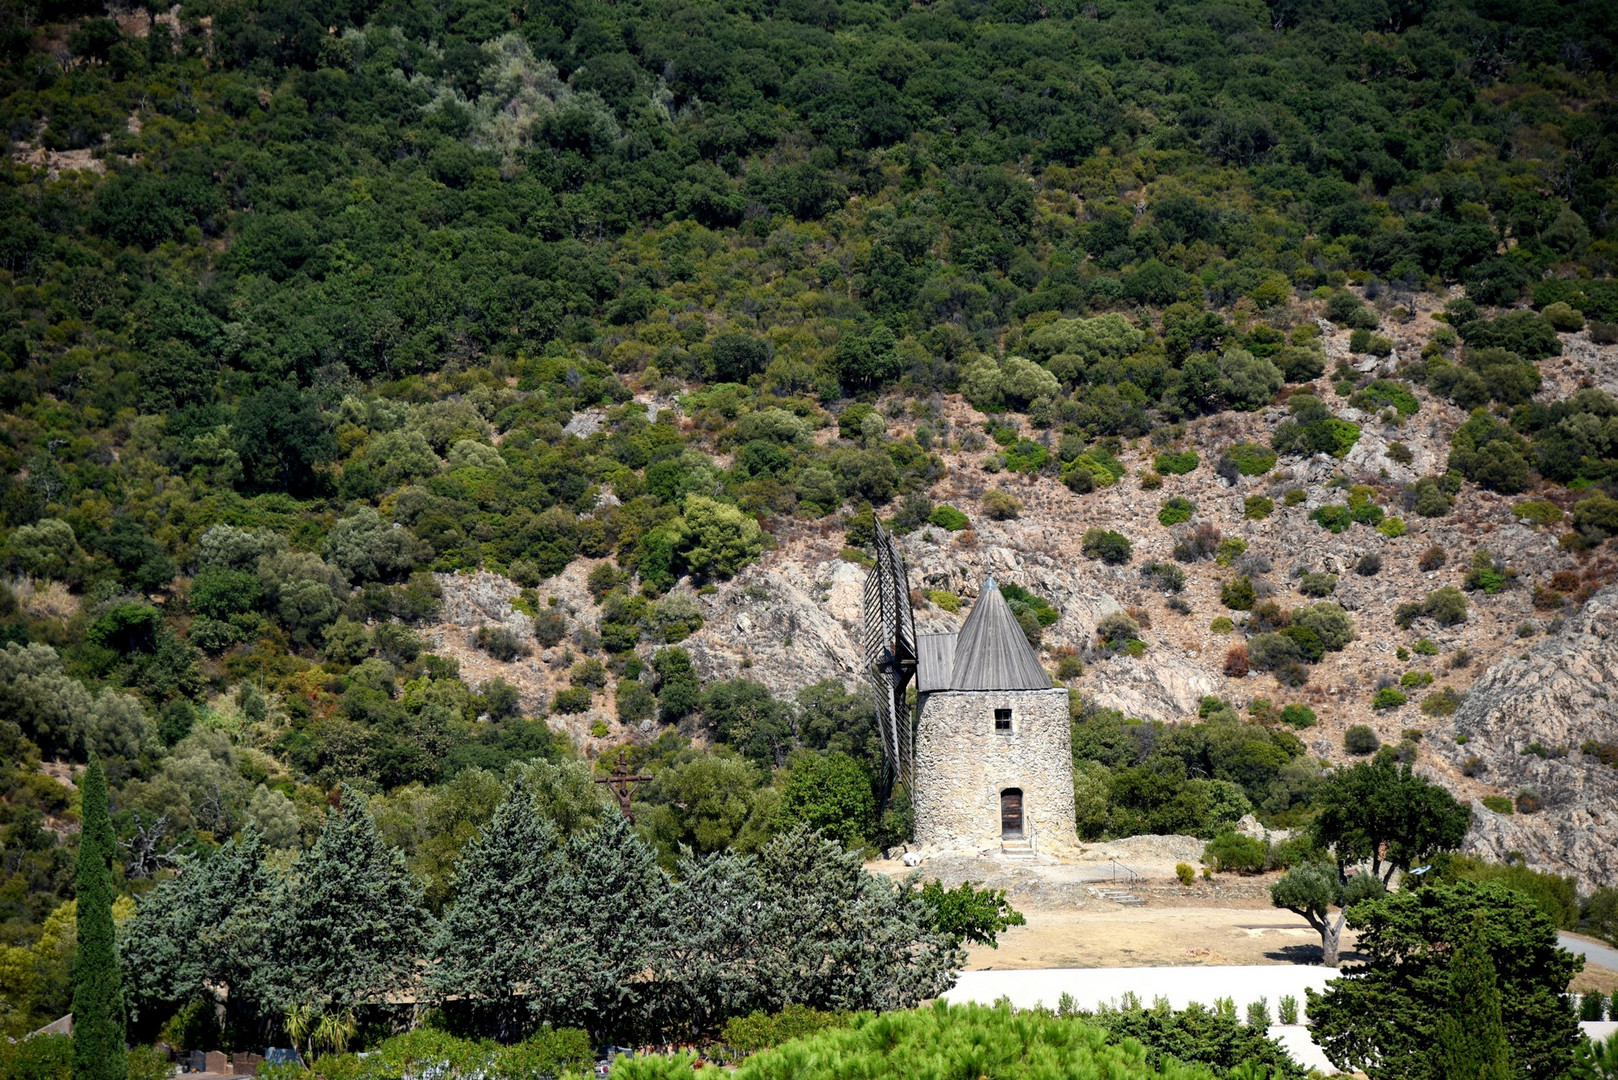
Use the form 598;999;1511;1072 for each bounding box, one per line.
1432;586;1618;888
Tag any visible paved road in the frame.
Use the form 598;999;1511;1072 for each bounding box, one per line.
1561;933;1618;972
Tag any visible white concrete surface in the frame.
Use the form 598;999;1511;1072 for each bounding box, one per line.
945;966;1618;1075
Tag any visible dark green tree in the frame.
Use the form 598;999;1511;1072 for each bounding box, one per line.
72;758;127;1080
259;787;427;1014
1310;758;1470;881
1308;880;1581;1080
1434;913;1512;1080
1269;862;1385;967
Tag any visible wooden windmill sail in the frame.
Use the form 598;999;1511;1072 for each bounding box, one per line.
861;520;918;797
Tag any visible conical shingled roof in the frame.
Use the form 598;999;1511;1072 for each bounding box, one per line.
946;578;1052;691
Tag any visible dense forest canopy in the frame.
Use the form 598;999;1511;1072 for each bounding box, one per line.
1;0;1616;1047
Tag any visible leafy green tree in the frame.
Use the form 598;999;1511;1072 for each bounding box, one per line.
73;759;127;1080
1269;862;1384;967
642;752;774;859
915;880;1025;948
260;787;427;1014
233;384;337;494
671;497;765;579
774;752;876;851
121;828;273;1034
1308;880;1581;1080
1434;914;1512;1080
1311;758;1470;882
428;780;562;1039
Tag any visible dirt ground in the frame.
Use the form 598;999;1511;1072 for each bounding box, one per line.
964;905;1347;970
871;849;1618;989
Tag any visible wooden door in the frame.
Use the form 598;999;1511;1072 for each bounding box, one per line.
1001;789;1023;838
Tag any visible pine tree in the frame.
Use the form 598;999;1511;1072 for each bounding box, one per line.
1434;912;1512;1080
72;758;127;1080
263;786;427;1013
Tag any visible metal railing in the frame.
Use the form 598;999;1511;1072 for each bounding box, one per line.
1110;859;1141;885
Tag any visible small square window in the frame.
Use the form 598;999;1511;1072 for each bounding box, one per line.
994;708;1012;733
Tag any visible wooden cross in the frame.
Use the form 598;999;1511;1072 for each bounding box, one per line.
594;750;652;823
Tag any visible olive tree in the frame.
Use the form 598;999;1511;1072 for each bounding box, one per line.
1270;862;1385;967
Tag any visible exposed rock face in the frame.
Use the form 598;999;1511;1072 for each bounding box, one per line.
1433;586;1618;888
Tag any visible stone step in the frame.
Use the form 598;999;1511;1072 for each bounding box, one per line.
1090;887;1148;906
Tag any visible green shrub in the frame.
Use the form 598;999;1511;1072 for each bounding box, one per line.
1175;862;1195;886
1209;616;1234;633
1310;505;1353;533
1081;528;1133;564
1399;670;1434;690
1214;537;1248;567
1514;499;1564;526
719;1005;851;1059
1377;516;1407;538
1344;724;1381;754
1154;449;1199;475
926;589;962;613
1244;495;1274;520
552;687;594;713
1351;379;1418;415
983;490;1024;520
1542;301;1585;332
1299;572;1336;597
1413;638;1439;656
1157;497;1195;526
928;506;970;531
1420;688;1462;716
1204;832;1267;874
1395;586;1468;628
997;582;1059;627
1481;794;1514;815
1142;561;1187;592
1372;687;1408;709
475;624;530;662
1056;655;1084;680
1222;442;1278;476
1283;488;1307;506
1279;703;1317;729
1220;575;1256;611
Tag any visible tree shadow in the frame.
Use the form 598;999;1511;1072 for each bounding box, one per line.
1265;943;1367;965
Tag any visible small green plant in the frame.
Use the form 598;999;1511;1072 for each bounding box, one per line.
1344;724;1381;754
1203;832;1267;874
1222;442;1278;476
1283;487;1307;506
1310;505;1353;533
1214;537;1248;567
1209;616;1234;633
590;719;609;738
1139;470;1163;490
983;489;1024;520
1480;794;1514;814
1213;996;1236;1019
926;589;962;613
1299;571;1337;597
1395;646;1410;660
1081;528;1133;565
1420;687;1462;716
1055;655;1084;680
1245;998;1272;1029
1244;495;1274;520
1158;496;1196;526
928;505;970;531
1279;703;1316;729
1154;449;1200;475
553;687;594;714
1372;687;1408;709
1377;516;1407;537
1580;991;1607;1022
1176;862;1195;886
1220;575;1256;611
1413;638;1439;656
1278;995;1299;1025
1514;499;1564;526
1399;669;1434;689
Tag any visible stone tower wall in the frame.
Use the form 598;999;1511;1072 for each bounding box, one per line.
912;687;1075;852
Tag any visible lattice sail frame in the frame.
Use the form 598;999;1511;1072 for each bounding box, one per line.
861;521;918;796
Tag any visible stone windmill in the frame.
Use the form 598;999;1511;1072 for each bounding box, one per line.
863;524;1075;856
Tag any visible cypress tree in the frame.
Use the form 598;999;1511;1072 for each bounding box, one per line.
72;758;127;1080
1434;912;1512;1080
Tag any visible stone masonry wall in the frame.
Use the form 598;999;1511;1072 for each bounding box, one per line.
913;688;1075;853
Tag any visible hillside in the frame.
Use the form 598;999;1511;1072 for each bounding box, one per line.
2;0;1618;1038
